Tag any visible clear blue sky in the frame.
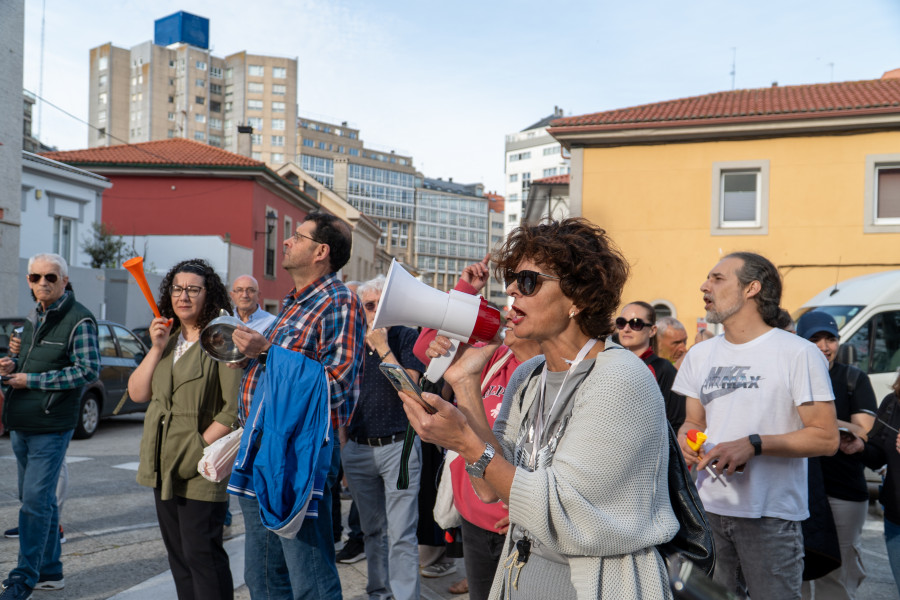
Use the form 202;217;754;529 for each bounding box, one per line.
24;0;900;194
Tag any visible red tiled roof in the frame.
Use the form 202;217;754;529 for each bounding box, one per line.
550;78;900;131
532;174;569;186
41;138;264;168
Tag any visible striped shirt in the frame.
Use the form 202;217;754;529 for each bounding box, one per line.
22;292;100;390
237;272;366;428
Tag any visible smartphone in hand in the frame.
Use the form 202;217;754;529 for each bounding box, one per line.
379;363;438;414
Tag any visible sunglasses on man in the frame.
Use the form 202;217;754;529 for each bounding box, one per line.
504;269;561;297
27;273;60;283
615;317;653;331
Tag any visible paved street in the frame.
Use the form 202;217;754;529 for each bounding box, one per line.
0;414;897;599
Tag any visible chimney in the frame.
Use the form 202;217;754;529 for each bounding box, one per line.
237;125;253;158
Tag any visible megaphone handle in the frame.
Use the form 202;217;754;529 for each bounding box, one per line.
424;338;461;383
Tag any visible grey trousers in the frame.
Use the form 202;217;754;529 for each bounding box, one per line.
801;497;868;600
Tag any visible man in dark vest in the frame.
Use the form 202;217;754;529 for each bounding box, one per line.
0;253;99;600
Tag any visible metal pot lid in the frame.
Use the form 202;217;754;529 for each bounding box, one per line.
199;313;246;363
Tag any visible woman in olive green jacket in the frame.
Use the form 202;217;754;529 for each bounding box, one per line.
128;259;239;600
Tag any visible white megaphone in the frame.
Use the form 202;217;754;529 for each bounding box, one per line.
372;259;501;383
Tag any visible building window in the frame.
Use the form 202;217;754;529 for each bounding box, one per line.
209;100;221;113
98;74;107;86
711;160;769;235
543;145;560;156
195;96;205;105
509;151;531;162
196;78;205;87
248;82;264;94
271;153;284;163
543;167;557;177
251;134;263;145
509;174;518;183
167;112;175;121
271;135;284;146
225;67;233;79
272;66;287;79
272;84;286;95
211;66;223;78
248;65;264;77
272;101;285;112
302;138;314;147
194;131;206;141
210;83;222;95
248;117;263;130
252;151;262;160
248;99;263;110
209;117;222;129
98;56;108;71
195;113;206;123
209;134;222;147
265;209;277;277
53;217;73;263
98;92;107;105
196;60;207;71
271;119;285;131
865;154;900;232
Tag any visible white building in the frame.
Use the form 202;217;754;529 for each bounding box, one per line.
503;107;570;236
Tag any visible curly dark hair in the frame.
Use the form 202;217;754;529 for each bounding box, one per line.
157;259;232;332
304;211;353;273
725;252;783;328
494;218;630;338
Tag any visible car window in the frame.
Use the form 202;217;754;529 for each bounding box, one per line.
113;325;145;359
844;310;900;374
98;325;117;357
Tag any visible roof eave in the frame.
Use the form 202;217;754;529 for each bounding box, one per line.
549;111;900;148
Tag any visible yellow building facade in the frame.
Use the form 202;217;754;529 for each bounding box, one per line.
551;78;900;336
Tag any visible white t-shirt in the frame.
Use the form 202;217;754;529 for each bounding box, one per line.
672;328;834;521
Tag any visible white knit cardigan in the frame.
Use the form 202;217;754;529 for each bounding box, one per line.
488;347;679;600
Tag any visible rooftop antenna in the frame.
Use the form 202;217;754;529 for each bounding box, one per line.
37;0;46;140
828;62;835;82
730;47;737;90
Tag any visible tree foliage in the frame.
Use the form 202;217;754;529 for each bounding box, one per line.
81;222;128;268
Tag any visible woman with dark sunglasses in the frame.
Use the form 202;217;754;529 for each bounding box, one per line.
617;302;686;431
127;259;240;600
399;218;678;599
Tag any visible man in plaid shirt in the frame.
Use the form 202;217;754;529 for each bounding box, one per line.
0;253;99;599
232;212;366;600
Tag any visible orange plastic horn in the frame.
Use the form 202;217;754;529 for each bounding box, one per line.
123;256;162;319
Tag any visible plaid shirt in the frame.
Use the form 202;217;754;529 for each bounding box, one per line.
21;292;100;390
237;272;366;428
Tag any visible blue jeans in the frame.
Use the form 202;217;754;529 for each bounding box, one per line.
342;438;421;600
9;430;73;589
709;512;804;599
239;437;342;600
884;516;900;594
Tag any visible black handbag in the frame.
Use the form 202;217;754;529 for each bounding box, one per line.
657;423;716;577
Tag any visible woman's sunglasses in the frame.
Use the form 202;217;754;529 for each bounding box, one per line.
27;273;59;283
504;269;560;296
615;317;653;331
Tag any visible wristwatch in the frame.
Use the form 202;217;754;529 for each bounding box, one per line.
465;443;495;479
749;434;762;456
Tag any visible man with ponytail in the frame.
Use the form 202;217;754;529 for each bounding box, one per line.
673;252;840;600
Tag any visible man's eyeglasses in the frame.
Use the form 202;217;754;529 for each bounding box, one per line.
504;269;560;297
232;287;257;295
27;273;59;283
615;317;653;331
292;231;320;244
170;285;204;298
363;301;378;312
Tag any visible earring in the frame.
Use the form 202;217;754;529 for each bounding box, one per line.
569;309;576;319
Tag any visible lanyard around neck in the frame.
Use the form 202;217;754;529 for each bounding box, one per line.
530;338;598;468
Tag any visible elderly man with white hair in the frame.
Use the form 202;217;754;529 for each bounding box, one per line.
0;253;100;599
341;274;426;600
229;274;276;334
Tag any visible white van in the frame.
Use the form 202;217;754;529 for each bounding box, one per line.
797;269;900;401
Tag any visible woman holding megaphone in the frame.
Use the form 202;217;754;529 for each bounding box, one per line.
126;258;240;600
399;218;678;599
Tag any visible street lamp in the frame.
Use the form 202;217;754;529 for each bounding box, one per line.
255;210;277;239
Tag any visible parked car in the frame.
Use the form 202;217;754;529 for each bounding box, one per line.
1;318;150;439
